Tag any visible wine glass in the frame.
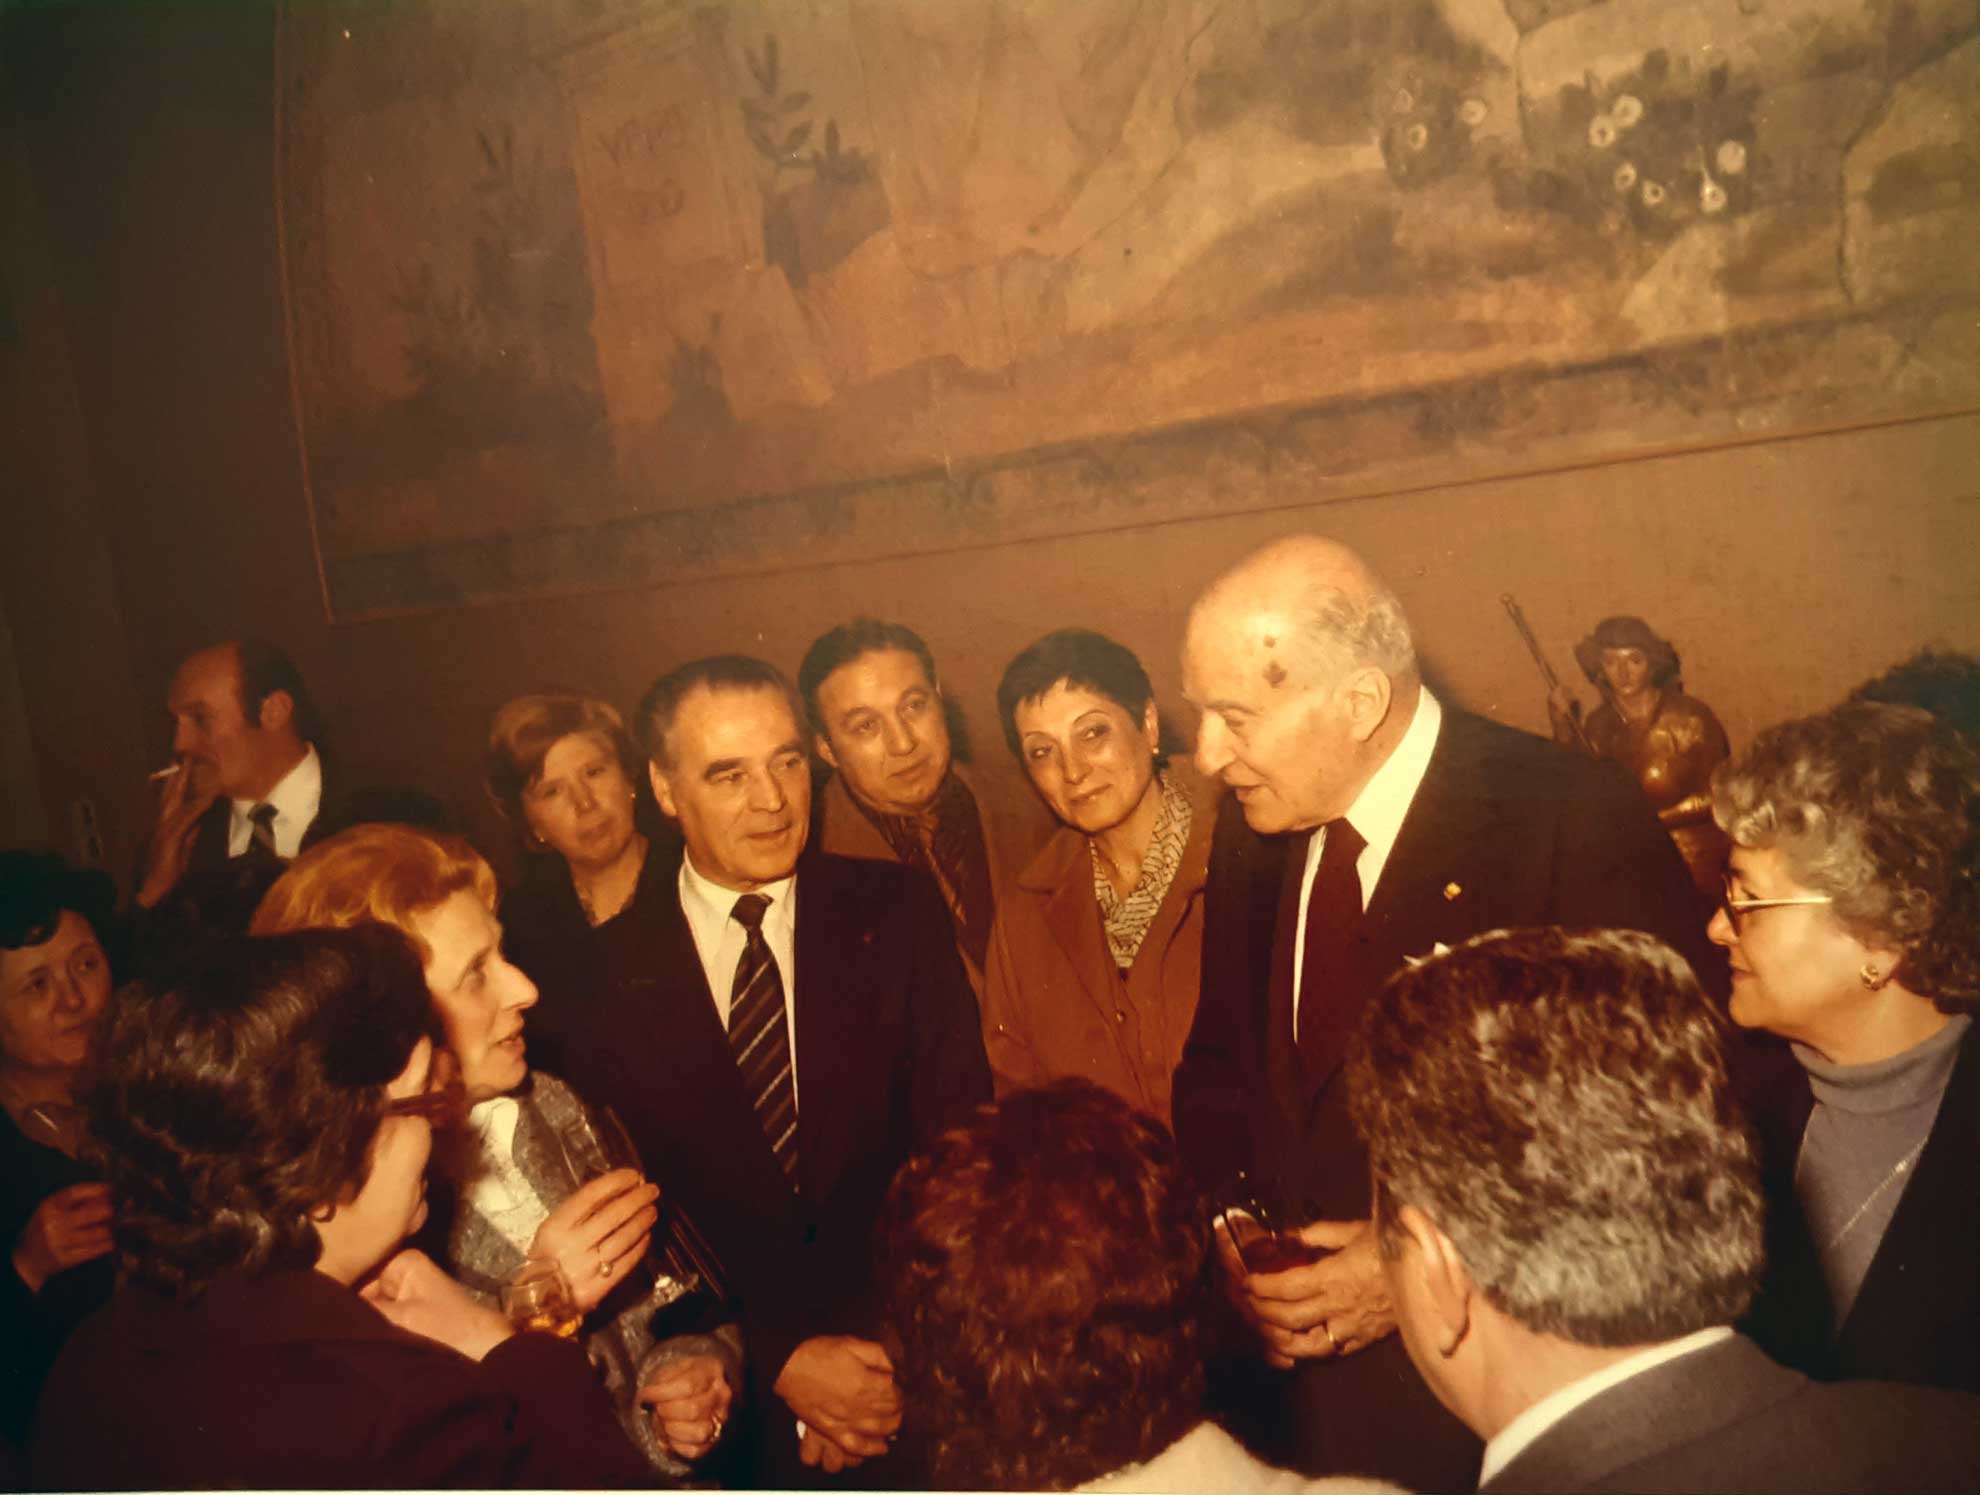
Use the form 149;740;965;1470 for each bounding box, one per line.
1211;1174;1330;1275
552;1104;728;1318
501;1257;582;1338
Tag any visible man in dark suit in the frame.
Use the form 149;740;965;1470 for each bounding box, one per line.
1348;925;1980;1494
1172;535;1717;1487
137;640;324;903
133;639;449;960
542;655;991;1483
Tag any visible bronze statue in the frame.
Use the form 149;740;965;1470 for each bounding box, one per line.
1548;615;1730;896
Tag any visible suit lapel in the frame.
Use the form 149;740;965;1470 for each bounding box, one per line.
611;876;796;1212
1291;718;1497;1103
511;1087;579;1202
1031;836;1119;1028
190;797;232;877
791;854;882;1202
1267;831;1313;1124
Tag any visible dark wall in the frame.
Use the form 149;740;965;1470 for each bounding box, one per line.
5;3;1977;884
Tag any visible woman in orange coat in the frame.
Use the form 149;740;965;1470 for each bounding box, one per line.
980;630;1213;1126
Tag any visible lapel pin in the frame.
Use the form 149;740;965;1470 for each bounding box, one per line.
1443;881;1463;901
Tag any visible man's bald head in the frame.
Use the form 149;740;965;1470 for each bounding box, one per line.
1190;535;1416;692
1182;536;1420;834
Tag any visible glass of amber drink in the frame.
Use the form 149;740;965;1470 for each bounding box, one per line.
501;1257;582;1338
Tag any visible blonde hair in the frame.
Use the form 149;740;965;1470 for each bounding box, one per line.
251;823;497;964
484;692;641;835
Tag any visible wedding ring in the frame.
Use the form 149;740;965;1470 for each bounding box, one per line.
709;1414;725;1441
1321;1322;1338;1350
597;1256;613;1279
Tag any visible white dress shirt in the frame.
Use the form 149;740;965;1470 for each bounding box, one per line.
1292;689;1443;1029
226;744;322;859
677;855;800;1110
462;1095;548;1256
1479;1326;1734;1487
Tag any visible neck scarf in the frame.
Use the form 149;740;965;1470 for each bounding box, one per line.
863;770;995;971
1091;773;1191;971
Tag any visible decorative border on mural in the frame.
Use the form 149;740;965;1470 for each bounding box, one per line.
297;307;1978;622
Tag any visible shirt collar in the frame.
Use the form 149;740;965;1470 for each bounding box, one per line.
231;744;322;829
678;849;796;933
467;1094;522;1155
1340;687;1441;878
1480;1325;1733;1487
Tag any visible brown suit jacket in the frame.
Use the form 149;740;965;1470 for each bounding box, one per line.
815;761;1045;994
980;773;1215;1126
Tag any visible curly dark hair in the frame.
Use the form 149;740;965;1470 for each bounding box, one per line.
995;628;1182;762
878;1080;1209;1491
1850;647;1980;744
0;849;123;975
90;926;435;1301
1712;700;1980;1011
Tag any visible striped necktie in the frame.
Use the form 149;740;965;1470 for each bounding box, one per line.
728;894;798;1185
247;802;279;859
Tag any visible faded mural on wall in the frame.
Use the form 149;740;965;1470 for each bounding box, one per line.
277;0;1980;618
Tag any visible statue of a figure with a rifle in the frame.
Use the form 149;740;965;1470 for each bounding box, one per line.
1502;598;1730;900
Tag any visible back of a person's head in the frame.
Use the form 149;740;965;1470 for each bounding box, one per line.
1850;647;1980;743
879;1080;1208;1490
1348;927;1763;1347
92;926;434;1301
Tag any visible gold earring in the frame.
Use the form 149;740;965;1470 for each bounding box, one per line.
1860;963;1886;990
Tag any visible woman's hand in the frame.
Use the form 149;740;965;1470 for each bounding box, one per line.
528;1168;658;1312
636;1352;735;1461
360;1247;513;1361
12;1182;113;1293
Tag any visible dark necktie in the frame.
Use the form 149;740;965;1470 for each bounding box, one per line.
247;802;279;860
1296;817;1366;1087
728;894;798;1185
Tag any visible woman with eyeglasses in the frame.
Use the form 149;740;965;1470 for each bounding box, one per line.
1708;699;1980;1395
252;824;740;1476
31;927;649;1488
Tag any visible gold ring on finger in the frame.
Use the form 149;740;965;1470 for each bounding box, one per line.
1322;1321;1338;1350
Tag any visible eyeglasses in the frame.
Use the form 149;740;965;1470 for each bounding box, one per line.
1719;873;1834;931
383;1047;466;1127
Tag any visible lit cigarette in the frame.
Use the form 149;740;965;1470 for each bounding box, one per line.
149;763;183;782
